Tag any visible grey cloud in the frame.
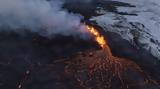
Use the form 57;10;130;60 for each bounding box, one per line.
0;0;89;38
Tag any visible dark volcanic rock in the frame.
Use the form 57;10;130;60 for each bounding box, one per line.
0;32;98;89
0;31;159;89
63;0;135;19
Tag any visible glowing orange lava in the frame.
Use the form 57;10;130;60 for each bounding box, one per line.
86;25;106;48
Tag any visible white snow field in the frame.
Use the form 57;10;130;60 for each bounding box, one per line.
91;0;160;60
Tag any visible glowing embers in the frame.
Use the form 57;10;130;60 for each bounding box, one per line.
64;50;153;89
86;25;106;48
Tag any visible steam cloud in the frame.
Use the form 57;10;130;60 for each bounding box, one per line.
0;0;89;38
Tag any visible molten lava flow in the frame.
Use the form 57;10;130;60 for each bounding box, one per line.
86;25;106;48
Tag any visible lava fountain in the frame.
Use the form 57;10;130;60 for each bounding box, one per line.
86;25;106;48
86;25;112;59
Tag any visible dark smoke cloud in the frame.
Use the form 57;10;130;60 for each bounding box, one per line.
0;0;89;38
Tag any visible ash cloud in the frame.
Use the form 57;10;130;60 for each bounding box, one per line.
0;0;89;38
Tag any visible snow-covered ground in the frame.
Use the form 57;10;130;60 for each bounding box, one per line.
91;0;160;60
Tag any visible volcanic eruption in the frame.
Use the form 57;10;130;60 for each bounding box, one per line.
63;25;158;89
0;0;159;89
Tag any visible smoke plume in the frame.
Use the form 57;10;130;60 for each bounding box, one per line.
0;0;89;38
